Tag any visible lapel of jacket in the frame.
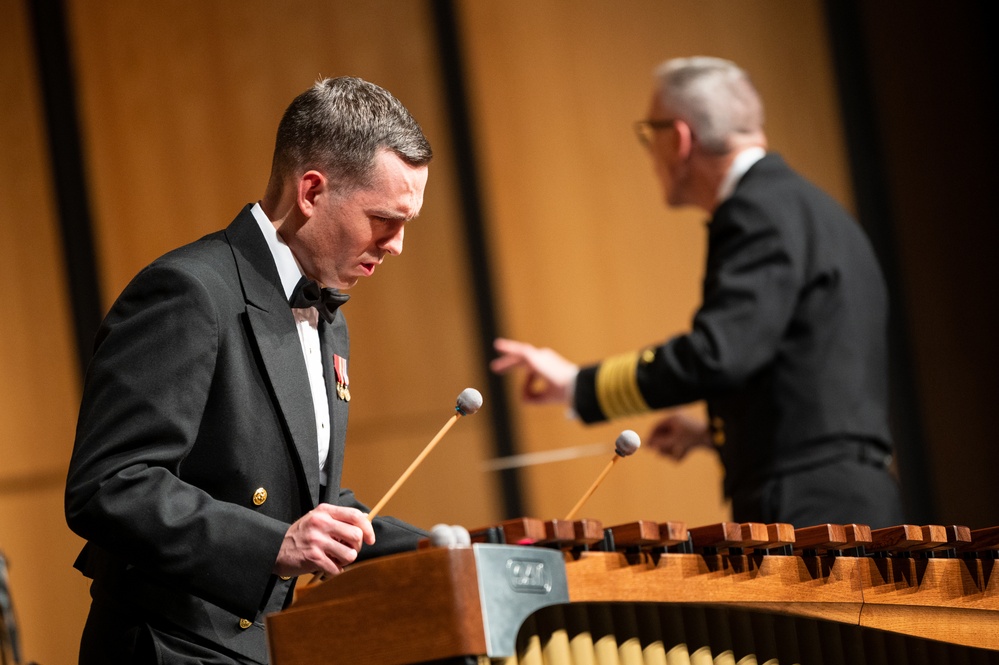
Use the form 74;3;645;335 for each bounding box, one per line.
226;206;322;505
320;313;349;504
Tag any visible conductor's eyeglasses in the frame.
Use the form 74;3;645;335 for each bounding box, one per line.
634;119;677;148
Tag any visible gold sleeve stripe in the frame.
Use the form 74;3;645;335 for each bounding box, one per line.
597;358;628;419
605;353;648;417
595;351;651;419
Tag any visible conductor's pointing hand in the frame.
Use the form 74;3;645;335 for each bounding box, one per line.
491;338;579;406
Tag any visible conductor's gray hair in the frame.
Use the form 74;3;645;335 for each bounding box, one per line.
654;57;765;154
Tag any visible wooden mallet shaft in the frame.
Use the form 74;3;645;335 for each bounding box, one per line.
305;389;482;588
367;387;483;520
367;413;460;520
563;429;641;521
564;455;620;520
305;419;458;589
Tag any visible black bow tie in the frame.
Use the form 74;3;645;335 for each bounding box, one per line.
289;277;349;324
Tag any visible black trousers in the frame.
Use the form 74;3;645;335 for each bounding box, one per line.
730;455;905;530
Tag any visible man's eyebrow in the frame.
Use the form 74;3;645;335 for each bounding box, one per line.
370;208;420;221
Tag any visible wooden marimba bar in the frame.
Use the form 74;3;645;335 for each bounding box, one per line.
265;519;999;665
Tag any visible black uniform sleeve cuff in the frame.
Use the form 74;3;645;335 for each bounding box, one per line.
573;365;605;423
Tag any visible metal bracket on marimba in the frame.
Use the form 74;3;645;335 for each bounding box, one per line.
471;544;570;658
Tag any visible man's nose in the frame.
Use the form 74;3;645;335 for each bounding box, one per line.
380;225;404;256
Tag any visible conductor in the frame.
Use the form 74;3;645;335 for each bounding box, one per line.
492;56;905;530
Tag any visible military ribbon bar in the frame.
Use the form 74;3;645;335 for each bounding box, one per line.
333;354;350;401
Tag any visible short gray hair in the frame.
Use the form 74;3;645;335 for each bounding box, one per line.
654;57;764;154
270;76;432;190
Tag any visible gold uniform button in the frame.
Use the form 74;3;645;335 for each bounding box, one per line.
279;575;291;581
252;487;267;506
640;348;656;364
239;618;252;630
710;416;725;447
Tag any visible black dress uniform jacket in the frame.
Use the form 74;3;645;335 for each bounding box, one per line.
574;154;898;521
66;206;424;664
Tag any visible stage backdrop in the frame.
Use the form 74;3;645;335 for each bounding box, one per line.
2;1;866;662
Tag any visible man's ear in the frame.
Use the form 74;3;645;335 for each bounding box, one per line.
296;170;326;217
674;119;694;161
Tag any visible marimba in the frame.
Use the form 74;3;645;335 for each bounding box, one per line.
265;519;999;664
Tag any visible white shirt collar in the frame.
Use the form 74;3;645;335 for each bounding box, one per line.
250;202;305;301
716;147;767;204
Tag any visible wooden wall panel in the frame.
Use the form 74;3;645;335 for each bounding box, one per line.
0;0;90;662
456;0;854;526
